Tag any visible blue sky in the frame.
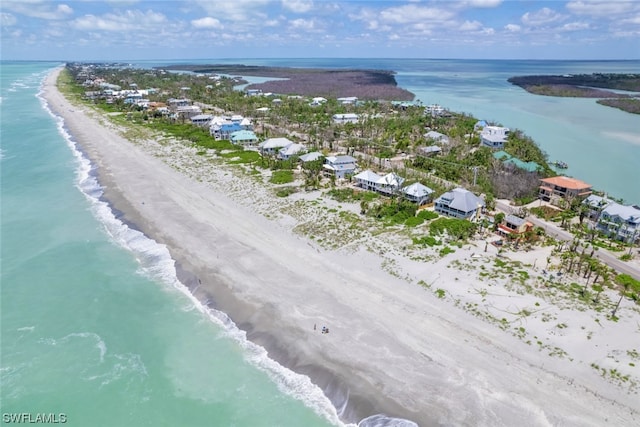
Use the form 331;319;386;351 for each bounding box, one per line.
1;1;639;60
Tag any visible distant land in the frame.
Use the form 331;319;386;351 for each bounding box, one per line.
160;64;415;101
508;73;640;114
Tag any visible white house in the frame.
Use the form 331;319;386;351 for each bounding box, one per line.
402;183;434;205
480;126;510;149
259;137;295;156
332;113;359;124
278;143;306;160
424;131;450;144
354;170;382;191
299;152;324;163
323;155;357;179
376;172;405;195
583;195;640;243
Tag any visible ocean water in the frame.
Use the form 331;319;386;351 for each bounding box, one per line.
144;58;640;203
0;62;349;427
1;58;638;427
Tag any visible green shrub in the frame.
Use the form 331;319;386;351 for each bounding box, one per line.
412;235;440;246
429;217;477;240
270;170;294;184
417;210;438;220
405;216;425;227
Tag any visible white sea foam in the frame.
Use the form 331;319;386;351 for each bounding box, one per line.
38;67;413;427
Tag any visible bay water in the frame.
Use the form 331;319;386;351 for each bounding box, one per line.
1;58;638;427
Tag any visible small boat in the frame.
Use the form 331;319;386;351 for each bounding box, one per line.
553;160;568;169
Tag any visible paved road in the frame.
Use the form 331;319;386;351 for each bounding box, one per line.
495;200;640;280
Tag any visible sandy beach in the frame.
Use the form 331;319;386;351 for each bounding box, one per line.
43;67;640;426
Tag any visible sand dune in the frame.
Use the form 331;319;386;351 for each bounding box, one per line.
43;67;639;426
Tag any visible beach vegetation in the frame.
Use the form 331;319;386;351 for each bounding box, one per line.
429;217;477;240
435;288;446;299
276;187;297;197
404;216;425;227
412;235;440;247
417;210;438;221
269;170;294;184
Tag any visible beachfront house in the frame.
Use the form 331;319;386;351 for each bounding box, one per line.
402;182;434;205
434;188;485;220
323;155;357;179
259;137;295;156
376;172;405;196
299;152;324;163
278;143;306;160
230;130;259;146
480;126;510;149
539;176;592;204
354;170;382;191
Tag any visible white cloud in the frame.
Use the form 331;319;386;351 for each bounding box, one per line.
282;0;313;14
379;4;454;24
560;21;590;31
521;7;566;27
1;13;17;26
192;0;271;22
2;1;73;20
459;20;482;31
289;18;318;31
566;1;637;17
191;17;223;29
504;23;521;32
466;0;502;8
72;10;167;32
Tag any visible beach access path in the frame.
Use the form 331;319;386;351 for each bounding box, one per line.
43;67;639;427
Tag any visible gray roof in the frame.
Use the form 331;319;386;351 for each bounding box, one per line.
299;152;323;162
402;182;434;198
505;214;526;227
436;188;485;213
603;203;640;224
354;170;382;182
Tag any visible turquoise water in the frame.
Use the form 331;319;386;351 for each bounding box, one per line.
143;58;640;203
2;59;638;427
0;62;343;427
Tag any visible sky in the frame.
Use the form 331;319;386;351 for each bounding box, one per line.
1;0;639;60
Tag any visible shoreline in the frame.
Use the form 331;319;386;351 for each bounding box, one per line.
43;67;640;426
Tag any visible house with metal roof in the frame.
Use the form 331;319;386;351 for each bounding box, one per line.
434;188;485;220
376;172;405;195
259;137;294;155
354;170;382;191
402;183;434;205
299;152;323;163
492;151;540;172
323;155;357;179
498;214;533;236
582;195;640;243
424;131;450;144
278;143;306;160
230;130;259;146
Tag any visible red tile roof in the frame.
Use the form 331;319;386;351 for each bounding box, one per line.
540;176;591;191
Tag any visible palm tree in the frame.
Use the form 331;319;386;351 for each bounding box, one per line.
611;274;640;318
